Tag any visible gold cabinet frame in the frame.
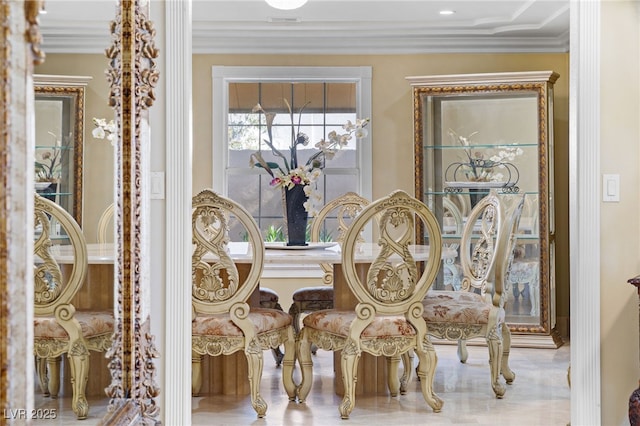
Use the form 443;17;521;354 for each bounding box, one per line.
34;74;91;225
407;71;562;348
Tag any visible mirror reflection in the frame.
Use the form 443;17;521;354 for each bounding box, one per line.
34;76;90;225
33;11;115;423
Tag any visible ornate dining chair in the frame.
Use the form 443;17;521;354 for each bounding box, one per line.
190;189;296;418
288;192;370;336
507;194;540;315
296;190;444;419
33;194;114;420
419;190;524;399
96;202;114;243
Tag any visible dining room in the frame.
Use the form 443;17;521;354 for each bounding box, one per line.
2;1;639;426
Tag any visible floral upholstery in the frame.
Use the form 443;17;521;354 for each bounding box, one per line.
260;287;280;303
422;291;505;325
292;286;333;302
303;309;417;338
193;308;292;337
34;311;114;339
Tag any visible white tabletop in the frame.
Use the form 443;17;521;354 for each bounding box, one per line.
46;243;116;264
229;242;454;264
49;242;455;265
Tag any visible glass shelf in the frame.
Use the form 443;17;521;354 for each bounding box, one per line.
423;142;539;150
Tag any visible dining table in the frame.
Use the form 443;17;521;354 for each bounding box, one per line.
49;241;453;398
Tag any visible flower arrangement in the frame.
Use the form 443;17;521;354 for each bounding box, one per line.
35;131;70;182
448;129;523;183
249;100;369;215
92;117;117;145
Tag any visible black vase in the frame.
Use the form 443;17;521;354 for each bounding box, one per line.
39;182;58;202
468;187;485;208
284;184;308;246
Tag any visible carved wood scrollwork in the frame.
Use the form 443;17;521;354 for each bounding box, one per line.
103;1;160;423
24;0;45;65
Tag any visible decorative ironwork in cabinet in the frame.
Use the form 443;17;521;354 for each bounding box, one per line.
407;71;562;348
34;75;91;226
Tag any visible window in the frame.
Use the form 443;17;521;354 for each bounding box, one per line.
212;66;372;240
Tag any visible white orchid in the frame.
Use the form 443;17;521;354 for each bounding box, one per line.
250;100;370;215
92;117;117;145
449;129;523;183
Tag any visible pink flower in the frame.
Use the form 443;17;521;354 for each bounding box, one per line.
270;177;282;186
291;175;303;185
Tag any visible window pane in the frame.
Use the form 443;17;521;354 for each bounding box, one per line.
225;79;362;235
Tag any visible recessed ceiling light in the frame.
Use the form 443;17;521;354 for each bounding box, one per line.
265;0;308;10
439;10;455;16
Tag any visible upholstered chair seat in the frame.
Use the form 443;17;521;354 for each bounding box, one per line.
422;291;506;325
292;286;333;303
192;308;292;337
34;311;115;339
259;287;282;310
303;310;418;338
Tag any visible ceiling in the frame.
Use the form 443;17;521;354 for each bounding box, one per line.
40;0;570;54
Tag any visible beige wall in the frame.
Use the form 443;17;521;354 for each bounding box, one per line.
193;52;571;335
35;54;115;243
601;1;640;424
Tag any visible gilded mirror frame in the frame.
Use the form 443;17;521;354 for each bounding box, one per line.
33;75;90;225
98;1;161;424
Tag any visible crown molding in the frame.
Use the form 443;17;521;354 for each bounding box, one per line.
41;26;569;55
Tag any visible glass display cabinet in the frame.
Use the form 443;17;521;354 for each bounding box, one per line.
407;71;562;348
34;75;91;226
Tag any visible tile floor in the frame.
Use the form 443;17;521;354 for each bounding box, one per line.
34;341;570;425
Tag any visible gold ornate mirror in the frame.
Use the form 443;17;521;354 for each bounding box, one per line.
0;1;160;424
34;75;90;225
100;1;161;423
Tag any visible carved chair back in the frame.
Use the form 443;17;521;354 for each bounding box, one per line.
457;189;506;301
341;190;442;316
34;194;88;317
96;202;114;244
191;189;264;316
310;191;369;284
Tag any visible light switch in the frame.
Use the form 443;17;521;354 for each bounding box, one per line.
151;172;165;199
602;174;619;202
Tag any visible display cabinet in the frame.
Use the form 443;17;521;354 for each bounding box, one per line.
407;71;562;348
34;75;91;226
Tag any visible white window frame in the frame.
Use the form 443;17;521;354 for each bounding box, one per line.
211;66;373;203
